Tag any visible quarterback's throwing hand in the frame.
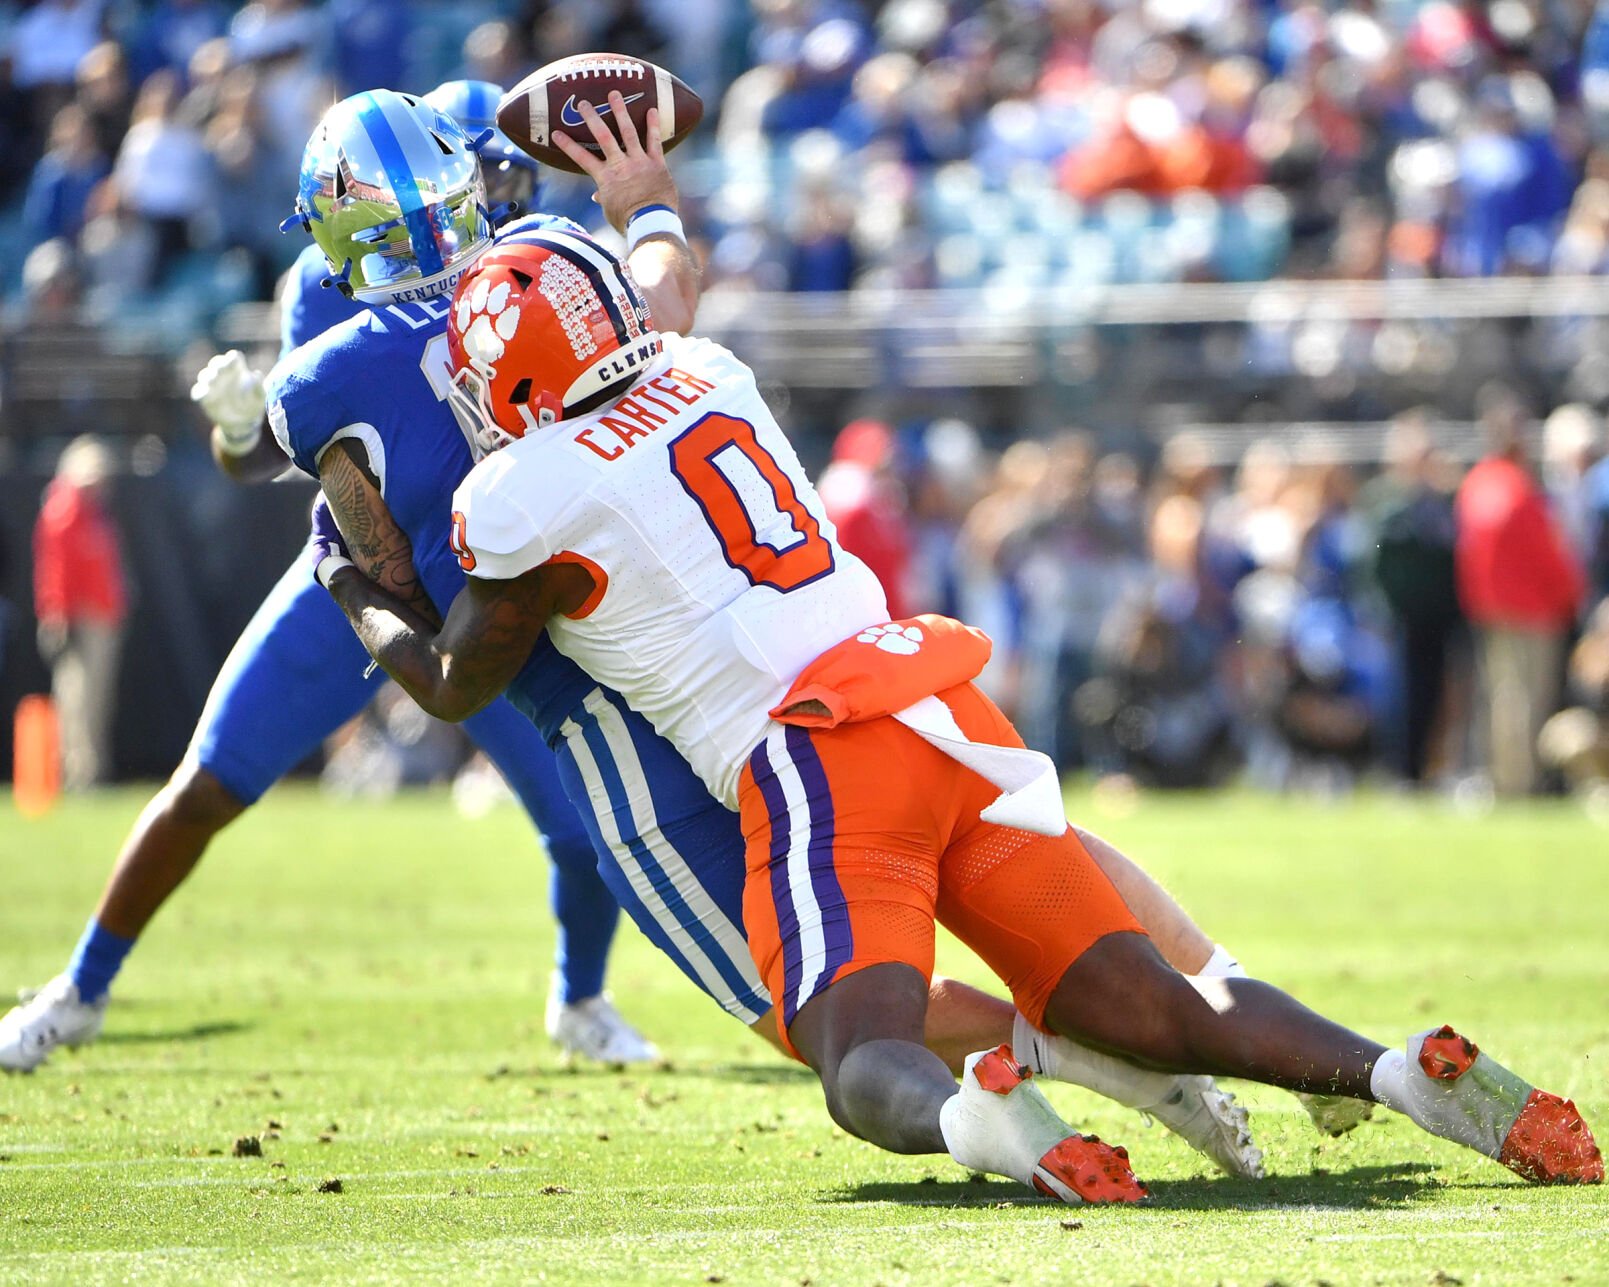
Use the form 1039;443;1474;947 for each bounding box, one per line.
309;496;354;590
553;91;678;233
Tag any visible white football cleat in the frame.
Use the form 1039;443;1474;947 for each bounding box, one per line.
1297;1091;1376;1137
1148;1076;1265;1179
0;975;108;1073
545;984;659;1065
1012;1013;1263;1178
939;1045;1148;1203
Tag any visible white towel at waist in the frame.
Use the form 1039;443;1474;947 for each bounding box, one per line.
892;694;1068;836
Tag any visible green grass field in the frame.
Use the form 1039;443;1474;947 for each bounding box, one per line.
2;785;1606;1285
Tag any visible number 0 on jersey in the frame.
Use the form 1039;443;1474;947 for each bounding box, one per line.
669;413;835;594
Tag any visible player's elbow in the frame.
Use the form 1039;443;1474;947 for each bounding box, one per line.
428;667;495;724
418;684;476;724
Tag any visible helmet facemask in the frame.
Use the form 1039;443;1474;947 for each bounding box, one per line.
445;357;561;461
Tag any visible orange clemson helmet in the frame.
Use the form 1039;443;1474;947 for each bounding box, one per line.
445;227;662;458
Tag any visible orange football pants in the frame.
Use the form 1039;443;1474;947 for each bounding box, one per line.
738;681;1145;1059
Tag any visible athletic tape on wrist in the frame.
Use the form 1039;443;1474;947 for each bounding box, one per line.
626;205;685;253
315;554;354;591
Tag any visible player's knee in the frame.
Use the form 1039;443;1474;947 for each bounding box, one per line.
1047;932;1199;1064
815;1067;865;1141
815;1041;889;1144
163;763;247;832
926;975;967;1014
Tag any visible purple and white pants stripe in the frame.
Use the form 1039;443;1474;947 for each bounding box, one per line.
749;725;855;1028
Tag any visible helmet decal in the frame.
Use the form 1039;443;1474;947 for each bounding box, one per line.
539;255;607;361
456;277;522;365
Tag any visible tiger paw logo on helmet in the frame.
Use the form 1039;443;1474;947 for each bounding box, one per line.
454;275;522;366
856;623;923;656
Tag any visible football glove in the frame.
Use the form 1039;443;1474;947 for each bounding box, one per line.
309;496;354;590
191;350;265;453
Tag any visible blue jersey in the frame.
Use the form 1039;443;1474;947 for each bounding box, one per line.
265;221;596;742
281;243;362;356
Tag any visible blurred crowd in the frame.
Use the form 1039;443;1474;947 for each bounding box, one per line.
6;0;1609;809
9;0;1609;327
819;392;1609;805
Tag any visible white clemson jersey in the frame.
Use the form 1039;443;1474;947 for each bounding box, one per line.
451;332;890;807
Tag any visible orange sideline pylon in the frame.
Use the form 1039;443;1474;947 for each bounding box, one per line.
14;693;61;818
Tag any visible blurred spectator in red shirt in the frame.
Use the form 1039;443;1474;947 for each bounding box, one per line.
1062;90;1258;201
818;418;914;619
34;435;128;789
1455;390;1585;797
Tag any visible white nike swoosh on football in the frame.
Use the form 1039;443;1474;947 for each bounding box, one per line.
560;93;647;128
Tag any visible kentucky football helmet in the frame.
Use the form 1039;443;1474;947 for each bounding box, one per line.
445;229;662;457
423;79;539;214
287;89;491;305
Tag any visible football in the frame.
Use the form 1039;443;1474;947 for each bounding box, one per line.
497;53;704;174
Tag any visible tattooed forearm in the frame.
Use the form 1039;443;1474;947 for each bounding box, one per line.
320;440;441;627
314;437;556;719
441;578;550;703
326;568;462;715
326;564;556;722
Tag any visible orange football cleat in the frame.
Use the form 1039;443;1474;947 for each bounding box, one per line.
1032;1134;1150;1205
1498;1089;1605;1185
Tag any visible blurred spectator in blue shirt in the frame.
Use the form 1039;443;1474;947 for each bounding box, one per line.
229;0;328;183
752;0;869;136
1446;76;1575;276
7;0;106;146
112;68;211;276
127;0;228;85
327;0;410;97
22;103;108;244
74;40;131;162
785;184;857;290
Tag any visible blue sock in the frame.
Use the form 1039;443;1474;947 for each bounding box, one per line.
67;919;136;1004
549;846;618;1005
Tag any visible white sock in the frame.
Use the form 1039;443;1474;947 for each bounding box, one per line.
1368;1047;1408;1111
1198;944;1247;979
940;1079;1036;1184
1012;1011;1178;1111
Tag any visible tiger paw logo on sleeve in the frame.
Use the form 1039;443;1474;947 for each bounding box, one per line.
856;622;924;656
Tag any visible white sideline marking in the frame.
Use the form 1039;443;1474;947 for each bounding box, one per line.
0;1218;1067;1265
0;1155;236;1171
1315;1231;1542;1243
